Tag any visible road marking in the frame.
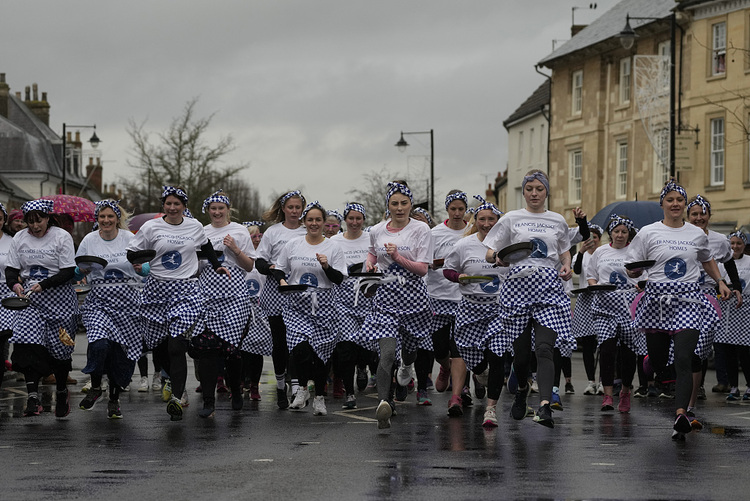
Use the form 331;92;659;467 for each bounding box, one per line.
253;459;274;462
331;411;377;422
591;463;615;466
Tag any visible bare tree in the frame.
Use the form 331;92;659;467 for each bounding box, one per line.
347;168;430;226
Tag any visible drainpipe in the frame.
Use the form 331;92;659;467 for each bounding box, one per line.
40;173;50;197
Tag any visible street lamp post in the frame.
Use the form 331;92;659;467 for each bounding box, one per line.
395;129;434;215
617;12;676;179
61;123;100;195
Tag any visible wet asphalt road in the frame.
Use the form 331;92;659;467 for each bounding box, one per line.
1;344;750;500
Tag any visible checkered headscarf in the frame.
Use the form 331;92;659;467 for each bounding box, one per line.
470;194;502;217
659;179;687;205
95;199;122;219
300;200;325;221
327;209;344;223
161;186;188;204
22;199;54;215
687;194;711;215
343;203;366;220
729;231;747;245
242;221;265;228
445;191;468;210
202;189;231;213
606;214;635;235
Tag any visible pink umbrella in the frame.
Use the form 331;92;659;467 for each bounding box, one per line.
128;212;164;233
38;195;96;222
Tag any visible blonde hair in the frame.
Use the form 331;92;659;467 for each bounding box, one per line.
262;191;306;224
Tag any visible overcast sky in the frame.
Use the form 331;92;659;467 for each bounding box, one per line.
3;0;618;218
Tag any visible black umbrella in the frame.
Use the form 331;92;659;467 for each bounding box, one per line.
590;201;663;231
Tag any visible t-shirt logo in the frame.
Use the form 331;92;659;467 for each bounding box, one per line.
529;238;548;259
29;266;49;280
609;271;627;285
480;276;500;294
300;273;318;287
104;270;125;280
162;251;182;270
698;271;706;284
246;279;261;296
664;258;687;280
740;279;747;292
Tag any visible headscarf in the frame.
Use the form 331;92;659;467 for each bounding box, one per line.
606;214;635;235
588;222;604;235
659;179;687;205
471;195;503;217
279;190;301;206
521;171;550;195
385;182;413;218
161;185;188;204
686;194;711;215
242;221;265;228
343;203;366;220
183;208;194;219
95;199;122;219
0;202;6;220
445;191;468;210
412;207;433;226
22;199;54;215
729;231;748;245
327;209;344;223
8;209;23;223
202;189;230;213
300;200;325;221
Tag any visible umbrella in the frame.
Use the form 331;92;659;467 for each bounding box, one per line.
590;201;663;231
128;212;164;233
38;195;96;222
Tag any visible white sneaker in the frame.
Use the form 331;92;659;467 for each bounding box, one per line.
138;376;149;392
82;379;92;394
583;381;597;395
122;384;131;392
151;373;162;391
376;400;392;429
312;395;327;416
482;406;498;428
475;367;490;387
597;382;604;395
397;363;415;386
530;378;539;393
180;391;190;407
289;388;309;409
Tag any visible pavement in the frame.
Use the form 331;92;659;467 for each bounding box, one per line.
1;342;750;500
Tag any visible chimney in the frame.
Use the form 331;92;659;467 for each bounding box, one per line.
86;157;103;193
0;73;9;119
24;82;50;126
571;25;587;37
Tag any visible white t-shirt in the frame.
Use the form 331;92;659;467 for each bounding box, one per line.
444;233;507;296
586;244;638;287
425;222;466;301
76;230;140;282
484;209;571;270
330;232;370;269
721;255;750;294
256;222;307;264
368;218;433;270
7;226;76;285
626;221;710;283
0;232;13;283
276;236;347;289
245;268;266;298
203;222;257;277
127;217;208;280
700;229;732;287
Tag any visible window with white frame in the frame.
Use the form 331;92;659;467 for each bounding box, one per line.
658;41;671;91
571;70;583;115
711;117;725;186
619;58;631;104
617;141;628;198
712;22;726;75
569;149;582;203
652;128;670;191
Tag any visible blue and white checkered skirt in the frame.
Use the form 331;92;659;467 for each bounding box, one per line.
631;281;720;360
430;298;459;332
486;266;576;358
200;265;250;347
240;300;273;356
283;287;339;362
454;295;500;370
82;280;143;361
716;294;750;346
357;265;433;354
0;283;17;330
591;288;639;351
335;278;371;343
139;276;205;349
259;278;287;317
9;284;79;360
572;292;596;338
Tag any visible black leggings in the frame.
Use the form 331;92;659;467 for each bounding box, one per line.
241;352;264;385
724;343;750;388
578;335;598;381
553;348;572;387
599;339;636;388
291;342;329;396
432;323;459;360
197;353;242;404
473;349;505;401
645;329;700;410
268;315;289;377
153;336;189;401
513;321;557;402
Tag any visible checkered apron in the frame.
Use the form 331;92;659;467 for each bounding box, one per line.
454;294;500;370
487;266;576;358
572;292;596;339
358;264;434;354
199;265;250;347
259;278;287;317
82;279;143;361
9;284;79;360
139;275;205;349
631;281;720;360
335;277;372;343
591;287;639;352
283;287;339;362
430;298;459;332
716;293;750;346
240;297;273;356
0;283;18;330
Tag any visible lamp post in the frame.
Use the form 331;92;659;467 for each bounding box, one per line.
617;12;676;179
61;123;100;194
395;129;434;215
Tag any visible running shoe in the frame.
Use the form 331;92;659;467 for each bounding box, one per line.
67;375;78;385
474;366;490;387
601;394;614;411
530;378;539;393
435;365;451;392
356;367;368;392
533;403;554;428
312;396;327;416
122;383;130;392
198;404;215;418
633;386;648;398
658;383;675;399
647;385;659;398
367;376;377;389
289;387;310;410
697;385;707;401
550;390;563;411
151;374;161;391
507;366;518;395
216;376;229;394
376;400;392;429
712;383;730;393
138;376;149;392
107;400;123;419
426;375;434;390
195;384;202;393
55;389;70;418
690;416;704;431
394;383;408;402
161;378;172;402
596;382;604;395
167;396;183;421
396;362;415;387
81;379;92;393
564;382;575;395
482;406;498;428
342;394;357;409
277;384;289;410
618;391;631;413
388;399;397;416
510;386;530;421
447;395;463;417
583;381;597;395
333;377;345;398
671;429;686;441
726;387;741;401
473;374;486;400
249;385;261;401
673;413;692;434
180;391;189;408
461;386;473;407
743;388;750;401
24;396;43;417
417;390;432;406
79;388;104;410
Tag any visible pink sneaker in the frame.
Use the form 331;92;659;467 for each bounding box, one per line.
435;365;451;392
618;391;631;413
601;394;614;411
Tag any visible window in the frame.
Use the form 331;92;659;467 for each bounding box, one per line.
571;70;583;114
653;129;670;191
657;41;671;91
619;58;631;104
617;141;628;198
569;149;582;203
712;22;726;75
711;117;725;186
518;131;524;167
529;128;535;164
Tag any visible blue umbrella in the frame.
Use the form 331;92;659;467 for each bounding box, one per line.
590;201;663;231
